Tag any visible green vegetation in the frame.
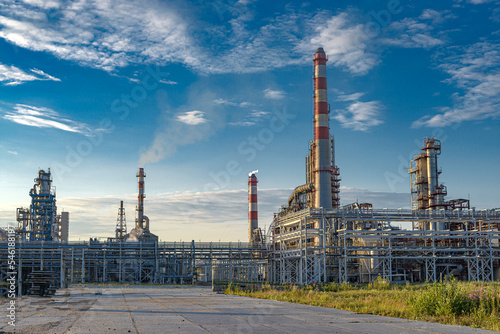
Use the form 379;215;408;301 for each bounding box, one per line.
226;277;500;331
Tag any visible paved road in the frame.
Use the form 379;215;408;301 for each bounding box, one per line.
0;285;495;334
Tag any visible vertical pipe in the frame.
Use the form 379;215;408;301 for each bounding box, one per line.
313;47;332;209
60;249;64;289
248;171;258;243
71;249;74;283
81;249;85;283
118;201;124;239
17;259;22;297
426;143;438;208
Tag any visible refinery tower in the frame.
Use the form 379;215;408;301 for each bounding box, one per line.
285;47;341;213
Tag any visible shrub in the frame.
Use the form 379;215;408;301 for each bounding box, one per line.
409;277;474;317
368;276;391;291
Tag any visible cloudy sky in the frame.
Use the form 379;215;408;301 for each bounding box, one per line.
0;0;499;241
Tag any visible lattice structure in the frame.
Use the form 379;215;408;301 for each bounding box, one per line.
115;201;127;241
269;207;500;285
0;241;268;292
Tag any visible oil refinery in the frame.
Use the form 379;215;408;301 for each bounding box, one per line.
1;47;500;294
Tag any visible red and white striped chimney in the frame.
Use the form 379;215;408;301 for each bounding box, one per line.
136;168;146;229
248;170;258;243
313;47;332;209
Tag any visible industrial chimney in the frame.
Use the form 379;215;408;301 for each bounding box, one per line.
136;168;146;230
248;170;258;243
313;47;332;209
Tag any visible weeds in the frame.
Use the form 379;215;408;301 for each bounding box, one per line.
227;278;500;331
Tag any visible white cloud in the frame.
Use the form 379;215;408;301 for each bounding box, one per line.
384;17;445;49
0;3;385;75
334;100;384;132
2;104;98;136
413;42;500;127
298;13;379;75
176;110;207;125
213;98;253;107
7;150;17;155
229;110;270;126
249;111;269;118
139;90;224;165
263;88;285;100
159;79;177;85
0;63;60;85
228;121;256;126
468;0;494;3
337;92;365;101
0;0;199;72
332;91;384;131
419;9;456;24
19;0;60;9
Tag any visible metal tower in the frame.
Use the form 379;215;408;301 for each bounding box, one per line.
115;201;127;241
28;169;59;241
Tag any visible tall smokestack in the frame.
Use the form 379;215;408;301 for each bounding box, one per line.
313;47;332;209
136;168;146;229
248;170;258;243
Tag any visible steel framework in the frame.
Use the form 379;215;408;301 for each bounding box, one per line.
0;240;268;294
268;207;500;284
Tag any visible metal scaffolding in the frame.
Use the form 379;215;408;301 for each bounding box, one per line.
268;207;500;285
0;241;268;292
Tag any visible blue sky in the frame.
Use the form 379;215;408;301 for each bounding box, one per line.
0;0;499;241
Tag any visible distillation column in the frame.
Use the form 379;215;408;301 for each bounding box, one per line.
313;47;332;209
248;171;259;243
29;169;59;241
424;138;445;209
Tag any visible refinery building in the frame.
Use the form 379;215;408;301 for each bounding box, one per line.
1;48;500;294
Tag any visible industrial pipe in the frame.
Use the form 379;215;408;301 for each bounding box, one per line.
288;184;314;207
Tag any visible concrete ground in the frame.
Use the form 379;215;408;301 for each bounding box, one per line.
0;285;495;334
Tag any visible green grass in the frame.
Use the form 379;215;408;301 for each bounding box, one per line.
226;277;500;331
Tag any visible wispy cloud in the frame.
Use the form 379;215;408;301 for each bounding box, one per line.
0;0;199;72
334;101;384;132
213;98;253;107
229;110;270;126
176;110;207;125
7;150;17;155
383;16;445;49
2;104;96;136
333;91;384;131
413;42;500;127
467;0;494;4
0;63;60;86
0;3;389;76
337;92;365;102
160;79;178;85
139;90;223;165
419;9;456;25
298;12;379;75
263;88;285;100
